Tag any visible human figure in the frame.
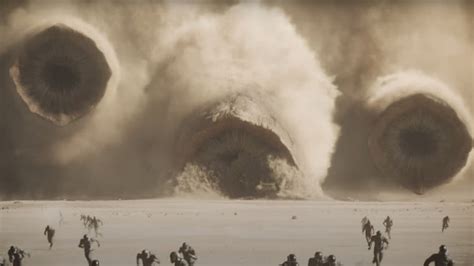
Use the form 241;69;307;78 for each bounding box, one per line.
424;245;454;266
92;217;103;237
382;216;393;239
8;246;16;262
178;242;197;266
80;214;88;228
322;255;337;266
0;255;5;266
91;260;100;266
59;211;64;227
78;234;100;265
137;249;160;266
442;216;450;232
87;216;93;233
8;246;29;266
368;231;389;266
281;254;299;266
361;216;369;229
362;220;375;244
170;252;188;266
44;225;56;249
308;251;324;266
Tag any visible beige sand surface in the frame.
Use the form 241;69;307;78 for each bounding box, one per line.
0;200;472;266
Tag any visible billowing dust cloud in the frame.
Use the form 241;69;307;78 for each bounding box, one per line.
0;1;337;199
0;0;472;200
306;0;473;200
157;4;338;199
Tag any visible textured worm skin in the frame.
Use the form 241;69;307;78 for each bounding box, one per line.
369;94;472;194
175;95;297;198
9;24;111;126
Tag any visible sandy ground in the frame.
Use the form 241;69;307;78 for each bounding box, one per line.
0;200;472;266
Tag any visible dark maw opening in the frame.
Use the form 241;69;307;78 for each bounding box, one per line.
398;127;438;157
369;94;472;194
41;60;81;93
193;129;284;198
12;24;111;125
178;116;296;199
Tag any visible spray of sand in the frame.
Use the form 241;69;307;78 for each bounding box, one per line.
161;3;339;198
1;1;339;199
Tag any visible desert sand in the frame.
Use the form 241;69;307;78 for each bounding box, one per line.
0;200;472;266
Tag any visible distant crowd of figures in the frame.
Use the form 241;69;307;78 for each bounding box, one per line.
0;214;454;266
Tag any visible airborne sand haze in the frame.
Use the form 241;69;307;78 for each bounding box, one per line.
0;0;472;199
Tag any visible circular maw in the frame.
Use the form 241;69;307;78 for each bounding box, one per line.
188;122;294;198
10;24;111;125
175;95;297;198
369;94;472;193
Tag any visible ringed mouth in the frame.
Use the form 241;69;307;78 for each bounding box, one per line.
10;24;112;125
369;93;472;194
174;95;298;198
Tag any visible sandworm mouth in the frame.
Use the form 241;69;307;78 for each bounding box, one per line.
174;95;297;198
369;93;472;194
10;24;111;126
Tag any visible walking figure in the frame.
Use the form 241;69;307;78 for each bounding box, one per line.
44;225;56;249
362;219;375;244
170;251;188;266
361;216;369;229
91;216;103;237
80;214;88;228
281;254;299;266
424;245;453;266
178;242;197;266
308;251;324;266
137;249;160;266
322;255;337;266
382;216;393;239
442;216;450;232
78;234;100;265
8;246;29;266
59;211;64;227
368;231;389;266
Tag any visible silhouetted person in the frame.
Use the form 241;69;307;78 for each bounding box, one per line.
44;225;56;249
178;242;197;266
137;249;160;266
170;252;188;266
91;216;103;237
368;231;389;266
322;255;337;266
362;220;375;244
8;246;15;262
81;214;88;228
86;215;93;233
59;211;64;227
308;251;324;266
442;216;450;232
361;216;369;229
424;245;454;266
281;254;299;266
8;246;28;266
382;216;393;239
78;234;100;265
